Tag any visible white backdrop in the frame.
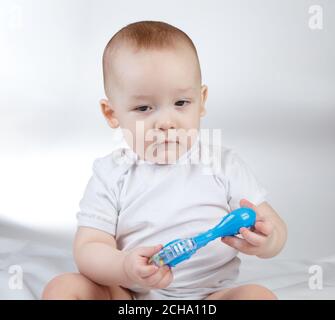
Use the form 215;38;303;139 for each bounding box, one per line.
0;0;334;260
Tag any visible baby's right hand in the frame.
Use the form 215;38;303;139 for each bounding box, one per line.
123;244;173;289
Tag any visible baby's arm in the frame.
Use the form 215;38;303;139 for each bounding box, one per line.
73;227;173;289
73;227;129;287
73;227;128;286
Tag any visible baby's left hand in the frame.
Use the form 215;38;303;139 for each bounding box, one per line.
221;199;275;257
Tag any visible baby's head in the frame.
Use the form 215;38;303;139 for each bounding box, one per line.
100;21;208;164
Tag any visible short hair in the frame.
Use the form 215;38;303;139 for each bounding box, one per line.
102;20;201;98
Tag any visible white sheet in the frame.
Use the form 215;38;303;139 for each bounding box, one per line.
1;220;334;300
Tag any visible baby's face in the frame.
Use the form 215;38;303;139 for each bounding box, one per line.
101;43;208;164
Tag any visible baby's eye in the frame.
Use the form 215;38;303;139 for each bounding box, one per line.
134;106;152;112
175;100;190;107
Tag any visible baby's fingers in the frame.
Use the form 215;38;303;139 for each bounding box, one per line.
154;269;174;289
137;244;163;258
138;265;159;278
143;266;170;288
255;221;274;236
239;227;266;246
221;236;257;255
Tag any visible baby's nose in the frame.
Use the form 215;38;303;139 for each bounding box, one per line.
154;117;176;131
156;121;175;131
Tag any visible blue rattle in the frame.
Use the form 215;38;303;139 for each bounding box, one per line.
149;207;256;267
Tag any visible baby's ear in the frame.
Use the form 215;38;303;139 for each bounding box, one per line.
100;99;119;128
201;85;208;103
200;85;208;117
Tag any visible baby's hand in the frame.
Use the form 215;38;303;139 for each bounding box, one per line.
123;244;173;289
221;199;275;257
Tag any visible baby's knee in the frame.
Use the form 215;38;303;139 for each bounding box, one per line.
42;273;79;300
242;284;277;300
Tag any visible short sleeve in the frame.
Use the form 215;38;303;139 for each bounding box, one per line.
222;149;268;211
76;158;119;235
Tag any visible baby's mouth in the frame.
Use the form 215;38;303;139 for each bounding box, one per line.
162;137;180;144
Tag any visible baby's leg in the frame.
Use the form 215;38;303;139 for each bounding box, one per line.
205;284;277;300
42;273;133;300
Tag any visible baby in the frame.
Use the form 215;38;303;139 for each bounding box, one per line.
43;21;287;300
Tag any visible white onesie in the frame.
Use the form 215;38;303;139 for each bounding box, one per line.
76;135;268;299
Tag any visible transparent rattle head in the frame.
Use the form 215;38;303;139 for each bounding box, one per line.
150;238;197;267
